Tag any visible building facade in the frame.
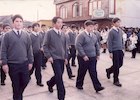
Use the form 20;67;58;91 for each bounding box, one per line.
54;0;140;28
54;0;117;29
37;20;53;28
110;0;140;27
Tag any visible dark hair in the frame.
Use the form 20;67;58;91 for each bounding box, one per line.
84;20;94;26
112;17;121;23
12;14;23;22
3;24;10;29
41;24;46;28
71;24;77;28
52;17;62;24
93;21;98;25
27;25;32;29
32;23;40;29
61;24;68;29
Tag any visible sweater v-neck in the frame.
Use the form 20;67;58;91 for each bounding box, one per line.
12;30;22;38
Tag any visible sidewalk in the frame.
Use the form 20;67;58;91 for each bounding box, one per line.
0;52;140;100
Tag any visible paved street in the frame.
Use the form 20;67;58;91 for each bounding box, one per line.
1;51;140;100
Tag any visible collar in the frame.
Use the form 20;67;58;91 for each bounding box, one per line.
84;30;90;35
53;28;61;34
13;28;22;34
112;26;119;32
32;31;39;36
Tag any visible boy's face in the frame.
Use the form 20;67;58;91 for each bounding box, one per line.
42;26;47;31
114;20;121;27
13;18;23;30
85;25;94;32
94;24;98;30
54;18;63;30
62;26;68;33
4;26;11;33
72;27;76;32
34;25;40;32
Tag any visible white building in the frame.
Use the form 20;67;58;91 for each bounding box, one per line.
110;0;140;27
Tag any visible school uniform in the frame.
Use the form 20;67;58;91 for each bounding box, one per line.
0;33;6;85
40;31;47;69
107;27;124;85
30;32;43;85
68;31;77;66
1;29;34;100
43;28;68;100
75;30;104;92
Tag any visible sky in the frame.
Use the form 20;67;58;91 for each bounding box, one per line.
0;0;56;21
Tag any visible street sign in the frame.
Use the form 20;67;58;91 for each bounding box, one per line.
92;9;105;18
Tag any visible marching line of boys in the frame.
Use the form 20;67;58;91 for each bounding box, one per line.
0;14;124;100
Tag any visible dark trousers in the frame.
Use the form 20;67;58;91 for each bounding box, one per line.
30;51;42;84
76;56;102;90
8;61;29;100
70;45;76;66
107;50;124;83
66;54;73;78
47;59;65;100
137;41;140;53
132;48;137;58
41;51;47;68
1;66;6;83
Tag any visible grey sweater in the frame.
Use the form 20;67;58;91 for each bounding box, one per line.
68;32;77;45
1;30;34;65
107;28;124;53
43;29;68;60
75;31;100;57
30;33;42;53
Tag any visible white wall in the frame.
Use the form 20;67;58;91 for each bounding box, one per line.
110;0;140;27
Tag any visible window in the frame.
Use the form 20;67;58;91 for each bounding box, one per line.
89;1;93;15
79;4;82;16
93;1;97;10
98;1;102;9
73;3;83;17
109;0;115;14
89;0;102;16
60;6;67;19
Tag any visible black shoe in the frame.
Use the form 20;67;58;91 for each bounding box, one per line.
106;69;110;79
69;75;75;79
96;87;105;93
42;67;46;70
76;86;83;90
1;82;5;86
47;81;53;93
72;64;76;67
37;83;44;87
113;82;122;87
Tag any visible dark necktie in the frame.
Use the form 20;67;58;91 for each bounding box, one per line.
89;33;91;37
17;31;20;35
58;31;61;36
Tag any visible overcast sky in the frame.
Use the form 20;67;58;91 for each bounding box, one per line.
0;0;56;21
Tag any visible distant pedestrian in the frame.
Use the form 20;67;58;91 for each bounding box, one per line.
0;24;11;86
129;32;138;58
61;24;75;79
29;23;44;87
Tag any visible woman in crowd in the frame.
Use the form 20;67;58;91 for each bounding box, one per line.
129;31;138;58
